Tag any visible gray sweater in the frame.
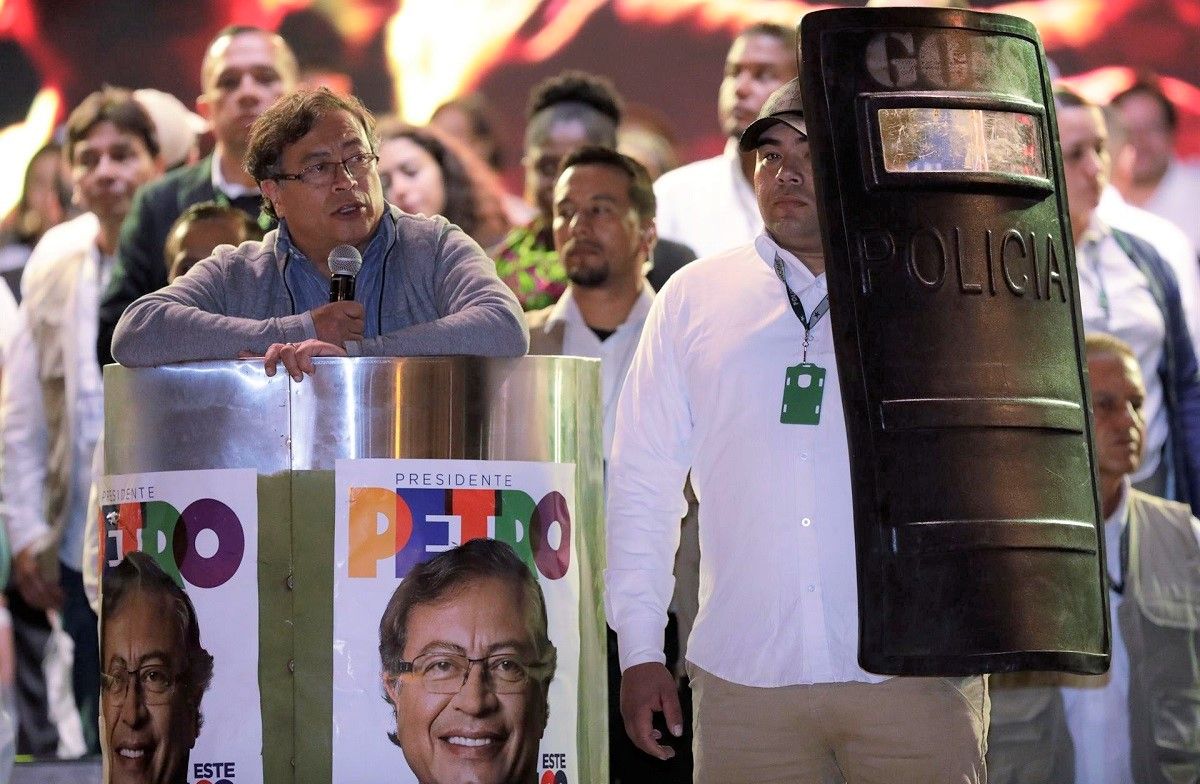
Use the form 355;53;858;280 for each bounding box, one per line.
111;208;528;366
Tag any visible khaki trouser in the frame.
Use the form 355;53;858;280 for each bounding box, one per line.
688;663;988;784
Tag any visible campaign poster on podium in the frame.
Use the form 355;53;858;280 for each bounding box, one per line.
98;468;260;784
332;458;579;784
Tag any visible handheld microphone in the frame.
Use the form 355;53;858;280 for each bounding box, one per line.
329;244;363;302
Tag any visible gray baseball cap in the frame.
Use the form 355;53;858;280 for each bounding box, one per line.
738;78;807;152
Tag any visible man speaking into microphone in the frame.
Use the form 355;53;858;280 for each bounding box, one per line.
111;88;528;378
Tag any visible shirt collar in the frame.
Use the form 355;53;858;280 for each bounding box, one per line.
1078;212;1112;249
211;149;260;200
723;136;743;163
1105;477;1131;530
1104;477;1131;587
274;211;391;270
755;231;826;293
545;280;655;332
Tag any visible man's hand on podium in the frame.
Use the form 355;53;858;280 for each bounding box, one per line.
260;339;348;381
312;301;365;345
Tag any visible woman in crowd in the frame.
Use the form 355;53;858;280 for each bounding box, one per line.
376;120;513;249
0;143;71;300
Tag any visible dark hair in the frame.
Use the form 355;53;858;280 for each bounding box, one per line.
378;539;557;744
102;552;215;730
1;142;70;245
278;10;346;73
164;201;264;275
65;86;161;164
245;87;378;219
172;200;264;237
525;70;623;149
378;120;482;237
432;93;504;169
559;145;656;222
1112;76;1178;132
737;21;799;54
1053;84;1096;111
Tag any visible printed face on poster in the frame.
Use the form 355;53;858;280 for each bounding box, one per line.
333;459;579;784
98;469;260;784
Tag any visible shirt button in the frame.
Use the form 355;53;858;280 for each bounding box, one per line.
801;517;812;527
800;450;810;460
807;584;816;593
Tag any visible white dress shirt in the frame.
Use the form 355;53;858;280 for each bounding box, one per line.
1062;479;1200;784
1076;217;1168;483
543;284;654;461
211;148;260;199
1142;158;1200;253
1099;186;1200;353
606;233;885;688
0;280;15;363
653;139;762;260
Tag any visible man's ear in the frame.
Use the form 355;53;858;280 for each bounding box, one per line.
639;218;658;262
383;673;402;711
195;93;212;122
187;702;202;749
260;179;282;219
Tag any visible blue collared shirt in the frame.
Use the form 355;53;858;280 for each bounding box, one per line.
276;212;394;338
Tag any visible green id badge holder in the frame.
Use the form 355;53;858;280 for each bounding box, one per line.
781;362;826;425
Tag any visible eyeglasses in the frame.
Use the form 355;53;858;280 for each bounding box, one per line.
272;152;379;187
102;664;182;705
396;652;548;695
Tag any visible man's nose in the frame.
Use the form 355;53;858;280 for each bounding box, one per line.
115;683;149;727
450;664;499;715
331;161;356;190
776;158;804;184
734;71;753;98
94;154;120;180
235;73;265;100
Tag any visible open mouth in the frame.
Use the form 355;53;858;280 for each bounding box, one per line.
333;202;364;216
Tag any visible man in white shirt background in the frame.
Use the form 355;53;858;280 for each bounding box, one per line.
525;146;691;781
652;21;797;260
1098;104;1200;352
607;79;987;783
0;87;164;755
1055;86;1200;510
1110;78;1200;255
525;145;656;460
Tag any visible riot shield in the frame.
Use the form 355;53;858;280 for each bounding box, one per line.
799;7;1109;675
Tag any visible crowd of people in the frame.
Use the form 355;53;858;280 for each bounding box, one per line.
0;8;1197;784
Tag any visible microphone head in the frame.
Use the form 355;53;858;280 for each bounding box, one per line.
329;244;363;277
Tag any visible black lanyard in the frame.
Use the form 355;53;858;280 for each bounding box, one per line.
1109;516;1130;595
773;254;829;362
